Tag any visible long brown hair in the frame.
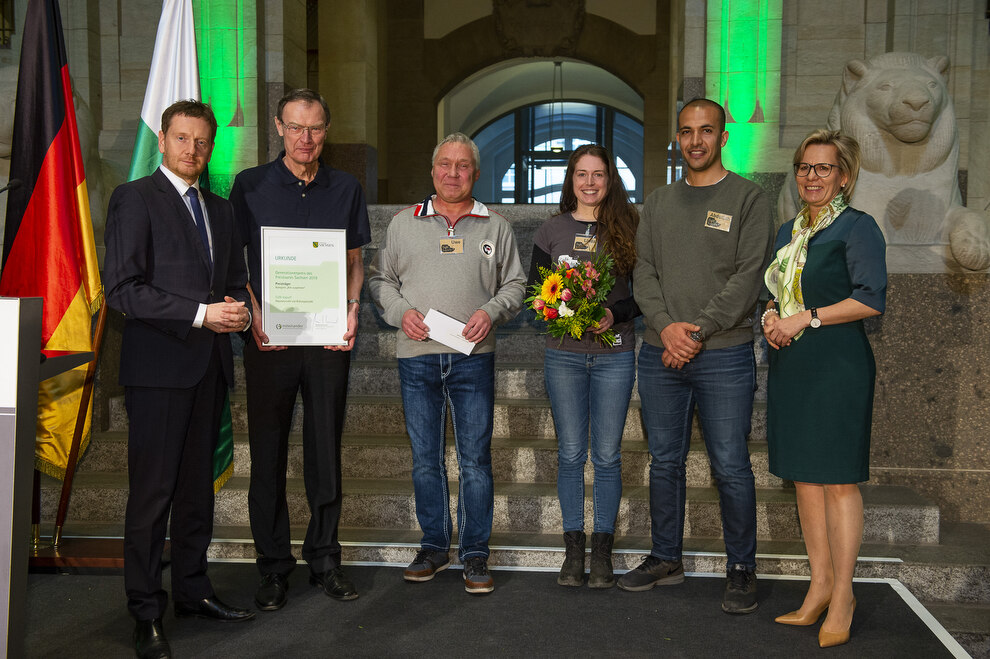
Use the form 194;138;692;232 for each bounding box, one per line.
558;144;639;275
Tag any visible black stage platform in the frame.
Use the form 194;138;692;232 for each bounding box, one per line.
25;564;967;657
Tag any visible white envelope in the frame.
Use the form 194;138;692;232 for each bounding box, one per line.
423;308;476;355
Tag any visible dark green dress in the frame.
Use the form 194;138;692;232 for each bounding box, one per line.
767;208;887;484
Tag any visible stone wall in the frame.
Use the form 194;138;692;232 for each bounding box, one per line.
869;273;990;523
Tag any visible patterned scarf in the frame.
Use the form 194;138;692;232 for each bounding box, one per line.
764;194;848;341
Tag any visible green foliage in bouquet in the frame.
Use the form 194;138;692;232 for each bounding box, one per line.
525;251;617;347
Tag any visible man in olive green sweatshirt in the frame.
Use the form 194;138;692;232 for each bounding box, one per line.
621;99;774;615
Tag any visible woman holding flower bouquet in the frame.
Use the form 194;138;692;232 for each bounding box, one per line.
528;144;640;589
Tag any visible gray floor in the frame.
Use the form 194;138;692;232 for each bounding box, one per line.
25;564;958;658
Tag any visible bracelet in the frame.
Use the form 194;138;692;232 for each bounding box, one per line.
760;307;777;329
347;299;360;305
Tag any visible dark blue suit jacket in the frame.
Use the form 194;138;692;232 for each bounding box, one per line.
104;168;249;388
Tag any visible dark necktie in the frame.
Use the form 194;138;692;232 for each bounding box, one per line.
185;186;212;265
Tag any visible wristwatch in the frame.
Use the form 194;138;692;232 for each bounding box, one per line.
689;330;703;343
809;308;821;329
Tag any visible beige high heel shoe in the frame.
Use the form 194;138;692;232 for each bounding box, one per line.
774;597;830;626
818;598;856;648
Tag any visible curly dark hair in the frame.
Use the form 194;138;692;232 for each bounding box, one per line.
558;144;639;275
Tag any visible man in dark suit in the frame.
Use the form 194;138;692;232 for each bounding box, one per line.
104;100;255;659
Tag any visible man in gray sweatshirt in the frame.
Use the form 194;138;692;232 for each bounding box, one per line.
621;99;773;614
368;133;525;595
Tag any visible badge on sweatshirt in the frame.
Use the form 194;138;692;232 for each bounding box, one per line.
479;239;495;258
572;234;597;252
440;238;463;254
705;210;733;232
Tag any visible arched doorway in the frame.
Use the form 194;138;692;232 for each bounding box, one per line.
439;59;644;204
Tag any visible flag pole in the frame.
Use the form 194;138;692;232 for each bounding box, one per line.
31;471;41;549
52;299;107;548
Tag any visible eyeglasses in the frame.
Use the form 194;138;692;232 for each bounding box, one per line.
281;122;327;138
794;162;837;178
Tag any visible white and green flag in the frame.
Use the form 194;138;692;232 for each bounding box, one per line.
127;0;201;181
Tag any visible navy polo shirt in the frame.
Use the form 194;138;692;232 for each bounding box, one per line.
229;152;372;306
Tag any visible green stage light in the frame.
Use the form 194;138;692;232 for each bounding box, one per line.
706;0;781;175
195;0;258;198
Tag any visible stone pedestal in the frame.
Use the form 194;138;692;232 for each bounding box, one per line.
869;272;990;523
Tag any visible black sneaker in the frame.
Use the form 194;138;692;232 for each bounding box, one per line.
403;549;450;582
722;564;758;614
462;556;494;594
616;555;684;592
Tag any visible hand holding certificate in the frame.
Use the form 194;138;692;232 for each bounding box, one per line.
261;227;348;346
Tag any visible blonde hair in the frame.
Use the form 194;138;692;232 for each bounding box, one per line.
794;129;861;201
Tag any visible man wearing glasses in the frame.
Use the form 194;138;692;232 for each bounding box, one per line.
230;89;371;610
624;98;774;614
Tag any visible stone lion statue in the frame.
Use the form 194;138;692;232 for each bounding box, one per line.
778;52;990;270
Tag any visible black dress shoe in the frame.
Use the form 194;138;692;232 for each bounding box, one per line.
174;596;256;622
309;567;359;601
134;618;171;659
255;573;289;611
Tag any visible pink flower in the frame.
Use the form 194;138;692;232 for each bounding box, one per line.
581;279;593;292
560;289;572;302
584;262;599;280
532;298;545;311
586;288;596;298
544;307;558;320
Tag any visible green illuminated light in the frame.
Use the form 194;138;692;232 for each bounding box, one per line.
707;0;782;174
194;0;258;197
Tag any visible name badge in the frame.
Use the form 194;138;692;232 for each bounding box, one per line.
439;238;463;254
572;235;597;252
705;211;733;232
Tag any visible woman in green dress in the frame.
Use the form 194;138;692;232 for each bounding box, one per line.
762;130;887;649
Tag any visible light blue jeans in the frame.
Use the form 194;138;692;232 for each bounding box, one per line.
397;352;495;560
545;348;635;534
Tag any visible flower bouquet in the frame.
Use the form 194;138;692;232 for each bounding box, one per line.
526;252;617;347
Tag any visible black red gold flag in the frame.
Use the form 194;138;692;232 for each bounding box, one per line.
0;0;102;478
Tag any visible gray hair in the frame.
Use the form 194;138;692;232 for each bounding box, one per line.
432;132;480;170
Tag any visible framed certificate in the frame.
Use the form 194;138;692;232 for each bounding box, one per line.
260;226;348;346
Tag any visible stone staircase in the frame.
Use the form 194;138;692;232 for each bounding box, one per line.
40;205;990;656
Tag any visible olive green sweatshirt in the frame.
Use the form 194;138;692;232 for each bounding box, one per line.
633;172;773;351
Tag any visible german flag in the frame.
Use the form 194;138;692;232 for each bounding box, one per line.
0;0;102;478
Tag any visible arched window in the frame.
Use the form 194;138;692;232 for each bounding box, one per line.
471;101;644;204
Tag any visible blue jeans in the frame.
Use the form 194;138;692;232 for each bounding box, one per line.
638;341;757;570
398;352;495;560
545;348;635;534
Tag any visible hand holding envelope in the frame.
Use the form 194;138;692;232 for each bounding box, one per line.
422;309;477;355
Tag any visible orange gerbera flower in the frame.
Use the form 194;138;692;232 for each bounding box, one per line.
541;272;563;304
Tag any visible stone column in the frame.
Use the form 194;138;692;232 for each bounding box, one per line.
261;0;309;162
318;0;380;200
641;0;673;196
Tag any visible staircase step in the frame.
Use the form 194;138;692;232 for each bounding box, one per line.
106;394;769;442
40;474;937;545
232;331;770;398
81;432;782;489
41;521;987;607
